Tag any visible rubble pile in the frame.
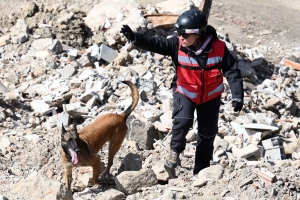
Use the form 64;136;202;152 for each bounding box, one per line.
0;0;299;200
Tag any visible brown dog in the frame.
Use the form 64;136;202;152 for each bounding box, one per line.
61;80;139;189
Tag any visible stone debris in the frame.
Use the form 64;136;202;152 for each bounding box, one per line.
254;168;276;185
0;0;299;200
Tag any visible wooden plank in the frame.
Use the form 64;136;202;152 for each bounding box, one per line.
144;0;214;29
144;14;179;29
199;0;212;19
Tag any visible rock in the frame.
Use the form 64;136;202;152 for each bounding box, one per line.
152;160;169;182
10;19;29;36
10;173;73;200
122;153;142;171
0;137;10;153
0;195;9;200
127;115;159;150
115;169;158;195
193;178;208;187
197;165;224;180
96;189;126;200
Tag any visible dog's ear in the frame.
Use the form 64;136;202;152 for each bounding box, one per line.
72;120;79;137
73;120;77;131
61;123;66;136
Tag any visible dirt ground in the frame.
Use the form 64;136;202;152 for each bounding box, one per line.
137;0;300;62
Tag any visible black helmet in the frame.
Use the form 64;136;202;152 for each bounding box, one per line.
175;9;207;34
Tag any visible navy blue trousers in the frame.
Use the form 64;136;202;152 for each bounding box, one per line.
170;92;221;174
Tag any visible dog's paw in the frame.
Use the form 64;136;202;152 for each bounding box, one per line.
88;178;99;187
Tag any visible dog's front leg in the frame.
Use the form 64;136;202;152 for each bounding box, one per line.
64;166;73;189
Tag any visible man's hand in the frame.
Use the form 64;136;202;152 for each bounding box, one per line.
120;25;135;42
232;101;243;112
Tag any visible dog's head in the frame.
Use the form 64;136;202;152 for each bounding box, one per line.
61;122;80;165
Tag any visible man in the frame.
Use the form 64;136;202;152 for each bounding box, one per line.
121;8;243;178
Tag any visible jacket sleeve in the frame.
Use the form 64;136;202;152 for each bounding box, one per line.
133;33;178;56
221;46;244;103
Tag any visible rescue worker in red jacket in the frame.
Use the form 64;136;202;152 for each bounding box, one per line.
121;8;244;178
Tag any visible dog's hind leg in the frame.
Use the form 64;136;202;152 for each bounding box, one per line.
101;137;125;176
64;166;73;189
89;153;101;186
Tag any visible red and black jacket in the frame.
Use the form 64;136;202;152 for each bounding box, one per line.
133;25;244;104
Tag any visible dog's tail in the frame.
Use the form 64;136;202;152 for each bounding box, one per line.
121;81;139;119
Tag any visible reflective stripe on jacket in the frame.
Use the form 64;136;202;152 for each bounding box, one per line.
176;38;225;104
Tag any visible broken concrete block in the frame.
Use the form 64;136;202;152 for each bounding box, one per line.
230;122;248;135
266;97;282;109
29;38;63;55
99;44;118;63
292;152;300;160
86;96;100;109
51;39;63;54
30;100;50;114
11;33;28;44
10;19;29;36
0;137;11;153
90;44;100;62
183;143;196;158
232;144;261;160
70;78;82;88
129;64;150;77
67;49;78;60
159;111;173;129
65;102;89;118
251;57;273;76
58;64;77;79
56;113;70;127
78;68;96;81
0;81;9;94
136;78;158;95
79;91;103;103
0;35;10;47
239;177;253;188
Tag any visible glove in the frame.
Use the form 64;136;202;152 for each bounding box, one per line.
120;25;135;42
232;101;243;112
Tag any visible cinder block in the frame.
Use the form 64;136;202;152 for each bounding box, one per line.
99;44;118;63
264;146;285;160
262;136;281;150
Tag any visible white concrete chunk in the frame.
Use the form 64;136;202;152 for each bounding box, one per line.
99;44;118;63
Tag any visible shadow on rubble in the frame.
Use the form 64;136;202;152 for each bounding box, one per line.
0;94;33;126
